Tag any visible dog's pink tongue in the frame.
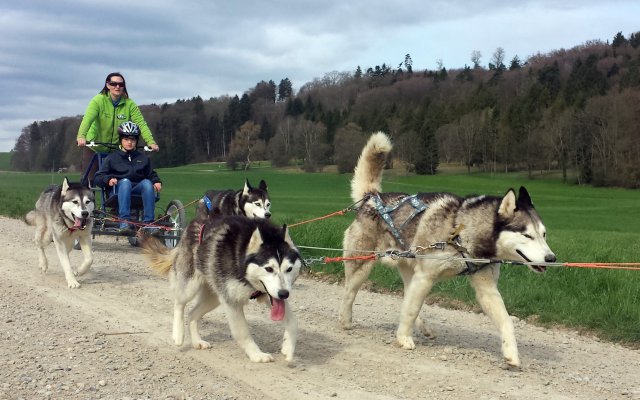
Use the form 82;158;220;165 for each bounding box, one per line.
73;218;83;228
270;298;285;321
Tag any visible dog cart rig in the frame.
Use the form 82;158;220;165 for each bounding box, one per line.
81;141;186;247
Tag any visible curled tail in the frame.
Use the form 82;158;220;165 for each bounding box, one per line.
350;131;393;202
141;237;175;276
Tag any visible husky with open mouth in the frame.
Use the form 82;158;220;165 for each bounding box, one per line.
25;177;95;288
142;214;302;362
340;132;556;368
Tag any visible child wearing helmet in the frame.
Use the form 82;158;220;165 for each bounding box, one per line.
94;121;162;234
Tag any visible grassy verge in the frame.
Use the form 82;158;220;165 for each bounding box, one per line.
2;166;639;344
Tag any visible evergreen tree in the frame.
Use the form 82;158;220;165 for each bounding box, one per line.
612;31;627;48
239;93;252;124
509;55;522;70
354;66;362;79
414;121;439;175
404;54;413;74
277;78;293;101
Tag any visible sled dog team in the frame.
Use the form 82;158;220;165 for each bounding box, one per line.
25;132;556;368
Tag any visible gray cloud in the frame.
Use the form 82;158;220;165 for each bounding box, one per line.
1;0;638;151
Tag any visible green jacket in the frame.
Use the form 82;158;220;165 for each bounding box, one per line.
77;93;156;153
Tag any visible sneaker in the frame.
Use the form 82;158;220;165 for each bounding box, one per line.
116;224;134;235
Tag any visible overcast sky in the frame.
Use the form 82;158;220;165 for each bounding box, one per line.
1;1;638;152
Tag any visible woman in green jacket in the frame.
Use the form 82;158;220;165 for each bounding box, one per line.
76;72;159;184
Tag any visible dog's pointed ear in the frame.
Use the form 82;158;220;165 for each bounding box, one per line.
498;188;517;218
243;178;252;195
62;177;70;196
516;186;534;209
259;180;268;191
247;226;264;254
282;224;295;247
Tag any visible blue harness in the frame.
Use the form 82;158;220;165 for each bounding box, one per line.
202;195;213;211
370;193;427;248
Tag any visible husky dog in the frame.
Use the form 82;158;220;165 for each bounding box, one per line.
142;215;302;362
194;179;271;221
24;177;95;288
340;132;556;368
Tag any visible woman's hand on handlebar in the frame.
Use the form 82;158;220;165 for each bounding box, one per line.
77;138;87;147
150;143;159;152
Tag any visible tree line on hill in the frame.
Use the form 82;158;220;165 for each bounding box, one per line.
10;31;640;188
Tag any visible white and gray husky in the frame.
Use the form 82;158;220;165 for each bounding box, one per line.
340;132;556;368
195;179;271;221
142;214;302;362
24;177;95;288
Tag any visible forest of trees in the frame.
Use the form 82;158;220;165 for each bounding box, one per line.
10;31;640;188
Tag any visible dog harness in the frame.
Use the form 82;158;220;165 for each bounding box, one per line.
440;225;491;275
370;193;427;248
202;195;213;211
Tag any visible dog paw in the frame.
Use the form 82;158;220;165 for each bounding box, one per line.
172;332;183;346
339;318;353;330
67;280;81;289
281;347;295;362
192;340;211;350
416;321;436;339
249;352;274;363
76;266;90;276
396;335;416;350
504;356;521;369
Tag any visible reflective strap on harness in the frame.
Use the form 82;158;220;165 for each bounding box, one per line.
371;193;427;248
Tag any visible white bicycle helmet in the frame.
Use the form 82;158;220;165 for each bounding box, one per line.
118;121;141;138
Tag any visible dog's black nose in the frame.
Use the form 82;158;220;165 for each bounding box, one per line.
265;212;271;219
545;254;557;263
81;211;89;218
277;289;289;299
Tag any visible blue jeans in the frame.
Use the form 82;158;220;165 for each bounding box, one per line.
115;178;156;225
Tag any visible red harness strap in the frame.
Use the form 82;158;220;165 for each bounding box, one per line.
198;224;206;244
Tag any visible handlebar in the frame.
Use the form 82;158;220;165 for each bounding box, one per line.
86;141;153;152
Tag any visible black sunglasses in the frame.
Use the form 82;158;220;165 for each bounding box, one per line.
108;81;125;87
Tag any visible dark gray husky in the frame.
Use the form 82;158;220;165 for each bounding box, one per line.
340;132;556;368
25;177;95;288
195;179;271;221
142;215;302;363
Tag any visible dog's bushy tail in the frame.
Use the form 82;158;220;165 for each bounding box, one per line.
24;211;37;226
351;131;393;202
141;236;175;276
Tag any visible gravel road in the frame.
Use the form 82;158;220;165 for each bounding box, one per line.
1;216;639;400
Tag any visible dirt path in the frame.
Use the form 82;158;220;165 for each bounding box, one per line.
1;216;639;399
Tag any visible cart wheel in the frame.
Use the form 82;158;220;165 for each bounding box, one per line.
163;200;186;248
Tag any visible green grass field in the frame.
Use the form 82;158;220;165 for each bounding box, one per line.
1;164;639;344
